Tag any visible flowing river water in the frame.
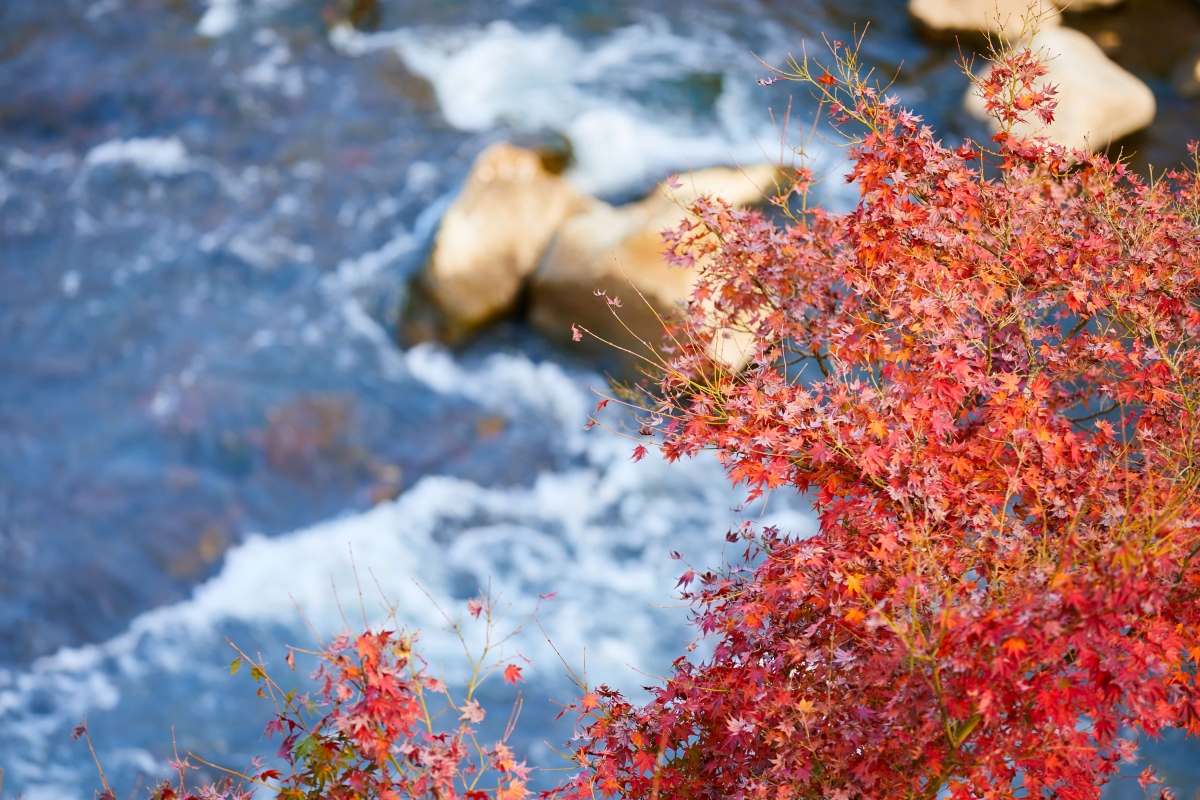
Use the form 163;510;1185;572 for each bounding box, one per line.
2;1;1199;797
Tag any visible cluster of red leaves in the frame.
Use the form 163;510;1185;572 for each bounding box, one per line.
89;593;533;800
563;35;1200;800
258;627;528;800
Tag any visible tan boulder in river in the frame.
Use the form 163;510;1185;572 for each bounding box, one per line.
529;164;778;371
408;143;596;342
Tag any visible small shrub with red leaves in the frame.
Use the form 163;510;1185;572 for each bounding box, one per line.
81;590;536;800
563;26;1200;800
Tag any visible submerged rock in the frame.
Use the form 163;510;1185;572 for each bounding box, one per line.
528;164;777;371
963;26;1155;151
403;143;595;343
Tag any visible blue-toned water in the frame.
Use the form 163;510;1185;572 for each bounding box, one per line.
1;1;1198;797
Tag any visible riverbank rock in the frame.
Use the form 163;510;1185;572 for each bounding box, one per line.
404;143;595;342
528;164;778;371
963;26;1155;151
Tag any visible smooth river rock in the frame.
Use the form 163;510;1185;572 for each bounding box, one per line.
406;143;596;342
529;164;777;371
963;26;1155;151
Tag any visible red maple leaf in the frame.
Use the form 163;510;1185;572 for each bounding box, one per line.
503;664;524;685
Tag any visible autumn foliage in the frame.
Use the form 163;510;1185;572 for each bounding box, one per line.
79;593;535;800
561;30;1200;800
83;26;1200;800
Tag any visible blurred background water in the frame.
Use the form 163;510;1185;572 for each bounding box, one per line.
1;1;1198;798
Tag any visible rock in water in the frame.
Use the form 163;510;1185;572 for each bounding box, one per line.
963;26;1155;151
908;0;1060;34
529;165;778;372
405;143;595;343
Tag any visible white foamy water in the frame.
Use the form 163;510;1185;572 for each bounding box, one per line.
330;20;800;196
197;0;295;38
0;344;814;800
83;137;190;174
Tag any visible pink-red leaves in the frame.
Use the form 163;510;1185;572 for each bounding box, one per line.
98;607;537;800
459;699;486;724
561;29;1200;800
503;664;524;685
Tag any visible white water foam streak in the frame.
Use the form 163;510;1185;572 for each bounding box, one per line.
330;20;794;196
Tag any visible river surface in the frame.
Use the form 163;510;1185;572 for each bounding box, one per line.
2;1;1199;797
